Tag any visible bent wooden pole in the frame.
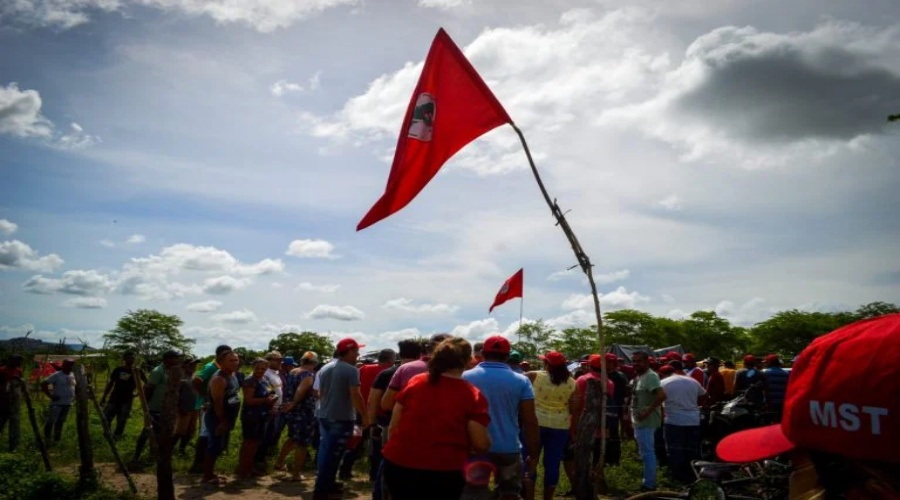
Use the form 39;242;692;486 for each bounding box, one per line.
513;123;609;494
17;379;52;472
573;379;603;500
87;385;138;494
133;366;158;453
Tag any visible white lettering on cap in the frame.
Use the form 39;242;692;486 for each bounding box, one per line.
809;401;889;435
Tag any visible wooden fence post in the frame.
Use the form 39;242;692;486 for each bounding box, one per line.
74;364;96;489
156;364;183;500
17;379;52;472
133;366;158;454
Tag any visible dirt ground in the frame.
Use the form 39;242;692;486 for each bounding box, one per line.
76;463;372;499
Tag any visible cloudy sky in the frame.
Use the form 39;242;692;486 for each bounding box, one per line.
1;0;898;354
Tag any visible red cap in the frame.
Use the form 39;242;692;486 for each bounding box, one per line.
336;338;365;353
659;365;674;375
682;353;695;362
666;351;681;361
718;314;900;465
764;354;780;364
604;353;619;362
743;354;757;364
581;354;603;369
482;336;511;355
539;351;567;367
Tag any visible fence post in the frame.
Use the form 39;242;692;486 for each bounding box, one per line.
74;364;96;489
17;379;52;471
156;364;183;500
573;379;603;500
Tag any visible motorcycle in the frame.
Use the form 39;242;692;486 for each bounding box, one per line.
624;458;791;500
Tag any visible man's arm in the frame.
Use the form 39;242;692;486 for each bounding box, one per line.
350;384;369;427
638;388;666;421
191;374;206;400
41;377;55;401
367;387;385;427
519;399;540;475
380;387;399;412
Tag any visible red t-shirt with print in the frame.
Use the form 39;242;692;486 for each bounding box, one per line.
359;363;390;403
382;373;490;471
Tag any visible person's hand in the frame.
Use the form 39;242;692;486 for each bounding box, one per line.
282;402;295;413
266;394;278;407
215;422;228;436
361;414;371;429
525;456;537;476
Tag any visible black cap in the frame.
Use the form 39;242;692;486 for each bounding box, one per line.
162;350;182;359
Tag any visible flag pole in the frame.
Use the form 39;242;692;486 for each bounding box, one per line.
518;296;524;345
511;123;608;494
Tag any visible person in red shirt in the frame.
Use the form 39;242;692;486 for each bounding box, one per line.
382;337;491;500
704;358;726;406
0;355;24;451
360;349;396;404
682;354;705;386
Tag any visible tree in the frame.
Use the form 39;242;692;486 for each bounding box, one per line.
888;114;900;122
853;301;899;320
104;309;193;362
232;347;265;365
680;311;744;359
268;331;334;359
550;327;600;359
511;320;555;360
749;309;850;357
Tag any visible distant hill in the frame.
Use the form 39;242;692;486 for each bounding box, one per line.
0;337;97;352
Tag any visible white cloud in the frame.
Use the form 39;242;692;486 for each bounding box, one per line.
0;83;53;138
657;194;683;211
0;220;18;235
661;294;676;303
54;122;100;150
202;275;250;294
126;234;146;244
383;297;459;314
212;308;258;324
451;318;501;339
0;240;64;272
594;269;631;285
308;71;322;91
418;0;470;9
601;21;900;168
186;300;223;312
306;304;364;321
22;269;116;296
286;239;337;259
562;286;651;311
295;282;340;293
63;297;107;309
547;269;577;281
270;282;284;289
99;239;116;248
714;297;772;325
1;0;359;32
271;79;304;97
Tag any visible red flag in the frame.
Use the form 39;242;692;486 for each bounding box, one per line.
490;268;523;313
357;28;513;231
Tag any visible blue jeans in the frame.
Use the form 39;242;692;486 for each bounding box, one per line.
538;427;569;487
314;418;354;494
664;424;700;483
634;426;657;490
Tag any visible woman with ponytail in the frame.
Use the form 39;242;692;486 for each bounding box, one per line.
381;337;492;500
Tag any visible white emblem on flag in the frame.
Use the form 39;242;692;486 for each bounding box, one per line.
500;283;509;294
408;93;435;142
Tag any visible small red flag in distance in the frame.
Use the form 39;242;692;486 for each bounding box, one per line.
490;268;524;313
357;28;513;231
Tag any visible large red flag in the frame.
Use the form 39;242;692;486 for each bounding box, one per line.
489;268;523;313
357;28;513;231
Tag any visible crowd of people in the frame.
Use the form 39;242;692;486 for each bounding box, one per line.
0;314;898;500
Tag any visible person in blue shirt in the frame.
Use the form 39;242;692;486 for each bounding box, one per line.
462;336;539;500
762;354;789;423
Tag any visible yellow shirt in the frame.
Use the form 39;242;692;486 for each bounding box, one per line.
532;371;575;430
720;367;736;395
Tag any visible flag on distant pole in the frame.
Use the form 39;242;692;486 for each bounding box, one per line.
489;268;523;313
357;28;513;231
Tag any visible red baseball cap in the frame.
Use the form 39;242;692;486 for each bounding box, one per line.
581;354;603;369
539;351;567;367
336;338;365;353
666;351;681;361
764;354;780;364
743;354;757;364
482;336;511;355
718;314;900;465
682;353;695;362
659;365;674;375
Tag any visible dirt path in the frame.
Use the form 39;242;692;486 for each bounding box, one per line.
79;463;372;499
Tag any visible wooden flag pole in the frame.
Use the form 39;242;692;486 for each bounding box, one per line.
511;123;609;495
